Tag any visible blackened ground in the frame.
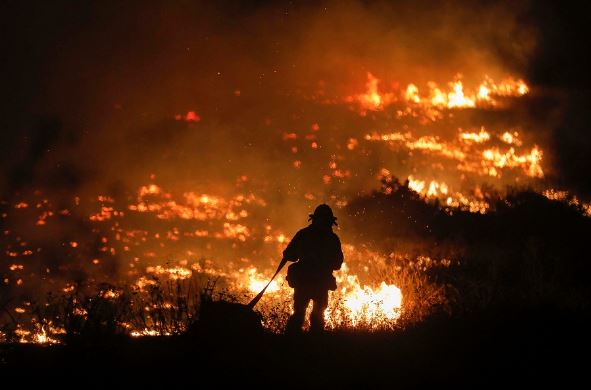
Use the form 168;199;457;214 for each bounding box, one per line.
1;307;588;387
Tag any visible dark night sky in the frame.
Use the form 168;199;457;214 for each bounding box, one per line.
1;0;591;195
524;1;591;196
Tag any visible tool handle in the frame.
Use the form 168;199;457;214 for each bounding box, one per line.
247;258;288;309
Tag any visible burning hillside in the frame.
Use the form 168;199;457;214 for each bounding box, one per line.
1;1;590;343
3;68;588;343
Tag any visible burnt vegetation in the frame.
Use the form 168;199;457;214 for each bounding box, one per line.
346;179;591;313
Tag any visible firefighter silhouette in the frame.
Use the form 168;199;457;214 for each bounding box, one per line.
283;204;343;333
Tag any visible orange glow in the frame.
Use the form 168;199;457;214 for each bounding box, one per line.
5;66;587;343
236;257;404;330
350;72;395;114
447;81;475;108
348;74;530;113
405;84;421;104
175;111;201;122
482;146;544;178
146;265;193;280
460;127;490;143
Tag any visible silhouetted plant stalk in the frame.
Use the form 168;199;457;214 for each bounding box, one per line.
1;256;454;342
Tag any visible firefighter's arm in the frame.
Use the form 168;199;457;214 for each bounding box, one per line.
282;230;302;262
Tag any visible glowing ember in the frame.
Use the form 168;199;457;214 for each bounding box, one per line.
146;265;193;280
175;111;201;122
482;146;544;178
131;329;172;337
34;326;59;344
460;127;490;143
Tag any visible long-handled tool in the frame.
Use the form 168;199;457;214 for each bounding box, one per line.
247;258;288;309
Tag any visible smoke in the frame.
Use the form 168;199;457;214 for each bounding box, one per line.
0;0;544;199
524;1;591;196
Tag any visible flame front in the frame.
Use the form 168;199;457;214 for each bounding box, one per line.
347;74;529;113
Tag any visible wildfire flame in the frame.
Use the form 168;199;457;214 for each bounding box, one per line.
347;73;529;113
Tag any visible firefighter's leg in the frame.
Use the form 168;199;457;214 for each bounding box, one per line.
285;289;308;334
310;290;329;333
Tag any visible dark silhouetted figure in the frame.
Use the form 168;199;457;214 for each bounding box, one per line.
283;204;343;334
